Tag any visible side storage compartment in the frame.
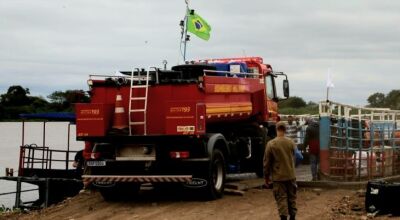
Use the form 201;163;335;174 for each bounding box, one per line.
75;103;114;137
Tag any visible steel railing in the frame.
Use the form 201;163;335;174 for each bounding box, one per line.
19;144;78;175
319;101;400;181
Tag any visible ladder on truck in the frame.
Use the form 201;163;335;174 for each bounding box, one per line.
128;68;153;135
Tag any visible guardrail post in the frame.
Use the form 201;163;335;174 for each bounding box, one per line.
66;123;71;170
44;178;50;208
14;177;21;209
319;114;331;176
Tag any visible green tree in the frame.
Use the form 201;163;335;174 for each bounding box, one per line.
307;101;318;106
47;91;65;104
0;85;34;120
0;104;4;119
367;92;386;108
0;86;91;120
0;85;31;106
278;96;307;109
64;90;90;104
29;96;49;112
384;90;400;110
48;90;90;111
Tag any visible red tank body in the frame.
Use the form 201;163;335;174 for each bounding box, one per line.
76;57;280;137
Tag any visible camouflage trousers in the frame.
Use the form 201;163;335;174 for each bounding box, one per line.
273;180;297;217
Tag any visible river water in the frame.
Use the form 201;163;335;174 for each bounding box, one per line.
0;122;84;208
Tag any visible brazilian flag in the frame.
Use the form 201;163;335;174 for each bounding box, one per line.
187;10;211;41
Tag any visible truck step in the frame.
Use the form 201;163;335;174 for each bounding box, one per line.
131;97;146;100
131;85;148;88
130;109;146;112
129;121;145;125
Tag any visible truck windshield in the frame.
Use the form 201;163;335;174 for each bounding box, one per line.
265;75;275;99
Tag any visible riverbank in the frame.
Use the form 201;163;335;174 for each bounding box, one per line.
1;187;395;220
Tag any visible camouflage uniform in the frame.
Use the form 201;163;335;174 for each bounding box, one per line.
264;131;297;218
273;180;297;217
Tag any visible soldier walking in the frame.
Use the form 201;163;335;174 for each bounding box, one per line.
264;121;297;220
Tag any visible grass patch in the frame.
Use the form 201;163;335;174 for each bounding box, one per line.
279;105;319;115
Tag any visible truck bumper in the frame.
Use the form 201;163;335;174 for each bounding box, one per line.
82;175;192;183
86;158;210;176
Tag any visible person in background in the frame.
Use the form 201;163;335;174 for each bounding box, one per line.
285;115;300;143
303;118;320;181
286;116;303;167
264;121;297;220
73;149;84;178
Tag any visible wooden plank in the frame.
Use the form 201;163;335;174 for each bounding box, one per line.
224;188;245;196
225;178;264;191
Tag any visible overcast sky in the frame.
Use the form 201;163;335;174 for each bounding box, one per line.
1;0;399;105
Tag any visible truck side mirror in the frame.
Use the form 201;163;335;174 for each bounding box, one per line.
283;79;289;98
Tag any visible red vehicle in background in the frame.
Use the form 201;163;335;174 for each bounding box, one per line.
75;56;289;200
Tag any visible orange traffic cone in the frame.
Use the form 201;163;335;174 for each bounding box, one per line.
112;92;128;130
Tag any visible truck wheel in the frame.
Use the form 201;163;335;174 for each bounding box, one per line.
98;182;140;201
203;149;226;200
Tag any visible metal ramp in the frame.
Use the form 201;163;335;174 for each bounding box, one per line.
128;68;153;135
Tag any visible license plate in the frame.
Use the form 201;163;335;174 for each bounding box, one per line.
86;160;106;167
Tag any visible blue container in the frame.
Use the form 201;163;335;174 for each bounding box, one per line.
209;63;229;76
209;62;248;77
228;62;248;77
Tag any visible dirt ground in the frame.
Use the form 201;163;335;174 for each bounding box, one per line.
1;185;398;220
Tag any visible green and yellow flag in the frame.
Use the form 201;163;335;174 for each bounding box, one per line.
187;10;211;41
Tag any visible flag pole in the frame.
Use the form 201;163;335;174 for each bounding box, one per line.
183;0;190;62
326;87;329;102
326;68;334;102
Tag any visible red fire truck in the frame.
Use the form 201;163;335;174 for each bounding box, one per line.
76;57;289;200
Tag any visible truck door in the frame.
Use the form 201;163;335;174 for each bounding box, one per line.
264;74;278;121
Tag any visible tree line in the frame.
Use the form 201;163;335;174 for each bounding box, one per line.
278;96;319;115
278;89;400;115
367;90;400;110
0;85;89;120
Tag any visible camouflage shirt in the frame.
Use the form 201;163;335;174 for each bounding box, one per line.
263;136;296;181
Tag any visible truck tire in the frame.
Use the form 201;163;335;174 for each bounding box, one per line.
98;182;141;201
202;149;226;200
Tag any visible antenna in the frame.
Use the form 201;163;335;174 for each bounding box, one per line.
242;49;247;57
162;60;168;70
180;0;190;62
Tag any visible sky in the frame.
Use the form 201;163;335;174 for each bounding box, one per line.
1;0;399;105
